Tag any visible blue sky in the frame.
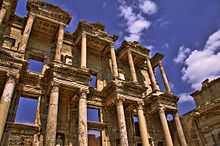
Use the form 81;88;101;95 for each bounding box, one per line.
15;0;220;116
15;97;38;124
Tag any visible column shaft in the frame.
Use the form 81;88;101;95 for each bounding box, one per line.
116;99;129;146
45;86;59;146
159;108;173;146
78;91;88;146
137;104;150;146
81;32;87;68
146;57;159;92
0;76;16;141
108;58;113;75
55;24;64;62
110;45;118;78
0;7;6;25
18;13;35;52
128;51;137;82
159;61;172;93
174;113;187;146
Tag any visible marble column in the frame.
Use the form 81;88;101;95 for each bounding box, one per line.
18;13;35;53
137;103;151;146
128;50;137;82
146;57;160;92
116;98;129;146
174;113;187;146
0;7;7;25
0;76;16;141
55;24;64;62
110;44;119;78
78;90;88;146
159;61;172;94
45;85;59;146
81;32;87;68
159;107;173;146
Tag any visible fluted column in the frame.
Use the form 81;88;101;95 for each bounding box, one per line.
78;90;88;146
128;50;137;82
55;24;64;62
0;7;7;25
159;61;172;94
0;76;16;141
146;57;159;92
110;44;119;78
174;113;187;146
45;85;59;146
18;13;35;53
81;32;87;68
116;98;129;146
137;102;150;146
159;107;173;146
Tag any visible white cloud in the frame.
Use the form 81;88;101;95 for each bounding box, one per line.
144;45;154;50
127;19;151;34
204;29;220;51
178;93;194;103
174;46;191;63
175;30;220;90
139;0;158;15
182;49;220;89
125;33;141;42
118;0;158;42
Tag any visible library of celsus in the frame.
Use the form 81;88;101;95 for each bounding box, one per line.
0;0;188;145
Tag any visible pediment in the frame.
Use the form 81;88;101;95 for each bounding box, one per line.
27;1;71;25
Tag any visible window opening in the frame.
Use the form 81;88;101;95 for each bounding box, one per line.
133;115;141;136
15;96;38;125
15;0;28;16
27;59;43;73
87;107;100;122
89;74;97;88
88;129;101;146
166;113;174;122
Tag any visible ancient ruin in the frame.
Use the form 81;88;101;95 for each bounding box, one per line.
0;0;187;145
183;77;220;146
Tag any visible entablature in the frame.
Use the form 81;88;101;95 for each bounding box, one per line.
74;20;117;52
145;91;178;113
27;1;71;25
0;48;23;75
103;80;146;106
117;41;150;66
150;53;164;68
192;99;220;117
48;62;91;89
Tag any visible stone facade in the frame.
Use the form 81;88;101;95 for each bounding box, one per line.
183;78;220;146
0;0;187;145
